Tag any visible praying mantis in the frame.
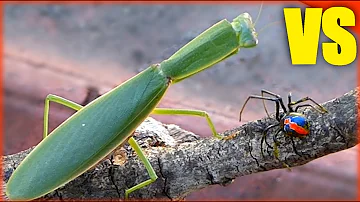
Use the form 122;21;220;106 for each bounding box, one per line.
6;9;260;201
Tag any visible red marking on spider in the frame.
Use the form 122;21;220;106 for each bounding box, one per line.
285;118;308;135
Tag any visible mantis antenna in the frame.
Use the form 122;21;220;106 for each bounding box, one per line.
254;1;264;27
254;2;282;35
258;20;282;34
258;18;286;118
253;2;283;119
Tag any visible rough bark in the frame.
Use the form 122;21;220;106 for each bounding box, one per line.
2;88;358;201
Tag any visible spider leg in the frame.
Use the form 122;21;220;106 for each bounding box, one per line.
273;129;291;170
261;123;280;158
248;139;260;168
266;144;272;157
263;123;280;148
239;95;282;122
290;136;303;157
260;133;266;158
294;104;326;114
272;129;282;160
288;92;294;112
289;96;328;113
272;128;282;145
260;89;287;118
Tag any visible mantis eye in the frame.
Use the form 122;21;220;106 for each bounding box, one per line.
243;38;258;48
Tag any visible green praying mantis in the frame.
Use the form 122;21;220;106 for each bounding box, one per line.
6;9;261;201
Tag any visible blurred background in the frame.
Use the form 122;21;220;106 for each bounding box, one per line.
4;2;358;200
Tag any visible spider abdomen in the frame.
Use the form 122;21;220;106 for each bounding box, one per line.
282;112;310;137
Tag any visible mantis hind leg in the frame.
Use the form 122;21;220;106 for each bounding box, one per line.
125;137;158;199
151;108;224;139
43;94;83;139
44;95;157;199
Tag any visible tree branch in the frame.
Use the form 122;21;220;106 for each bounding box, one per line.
2;88;358;200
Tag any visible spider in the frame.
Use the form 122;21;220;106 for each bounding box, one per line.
239;89;328;166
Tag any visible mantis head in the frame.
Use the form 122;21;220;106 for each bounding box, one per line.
231;12;259;48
